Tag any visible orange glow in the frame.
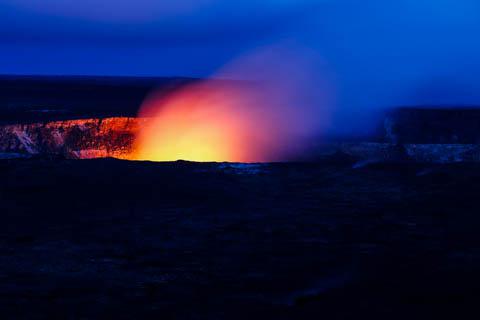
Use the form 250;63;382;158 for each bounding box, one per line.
133;82;280;162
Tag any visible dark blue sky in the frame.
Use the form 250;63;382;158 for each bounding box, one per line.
1;0;480;116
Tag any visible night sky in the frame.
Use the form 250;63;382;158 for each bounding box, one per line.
1;0;480;119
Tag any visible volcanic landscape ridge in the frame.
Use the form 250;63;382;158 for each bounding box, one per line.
2;76;480;163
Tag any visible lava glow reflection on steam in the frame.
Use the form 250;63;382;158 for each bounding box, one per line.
134;82;277;162
133;45;332;162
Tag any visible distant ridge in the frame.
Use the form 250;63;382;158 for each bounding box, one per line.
0;75;200;123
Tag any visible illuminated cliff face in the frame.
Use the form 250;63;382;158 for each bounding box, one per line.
0;117;144;159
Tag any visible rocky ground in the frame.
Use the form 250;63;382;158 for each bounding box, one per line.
1;158;480;319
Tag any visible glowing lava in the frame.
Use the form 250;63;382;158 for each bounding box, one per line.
133;82;279;162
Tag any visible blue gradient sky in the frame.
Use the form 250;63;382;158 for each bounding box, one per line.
1;0;480;114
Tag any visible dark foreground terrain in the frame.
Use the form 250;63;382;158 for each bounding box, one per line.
1;158;480;319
